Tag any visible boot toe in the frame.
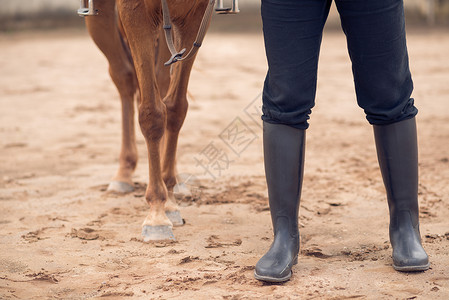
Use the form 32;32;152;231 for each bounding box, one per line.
393;248;430;272
254;252;296;282
254;263;292;283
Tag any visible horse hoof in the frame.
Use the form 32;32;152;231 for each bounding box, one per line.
107;181;134;193
173;182;192;199
142;225;175;242
166;210;184;226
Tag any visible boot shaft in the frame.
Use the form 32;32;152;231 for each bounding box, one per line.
263;122;305;235
373;117;419;226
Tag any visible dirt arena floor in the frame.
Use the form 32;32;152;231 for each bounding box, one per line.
1;25;449;299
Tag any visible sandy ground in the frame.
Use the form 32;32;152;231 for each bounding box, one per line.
0;26;449;299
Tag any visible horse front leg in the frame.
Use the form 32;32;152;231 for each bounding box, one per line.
139;101;174;240
118;0;174;241
160;61;192;226
160;4;209;225
153;34;185;226
138;77;174;241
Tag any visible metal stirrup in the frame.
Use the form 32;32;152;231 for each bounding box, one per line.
77;0;98;16
215;0;240;14
161;0;216;66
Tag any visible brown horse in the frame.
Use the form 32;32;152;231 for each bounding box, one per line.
82;0;212;241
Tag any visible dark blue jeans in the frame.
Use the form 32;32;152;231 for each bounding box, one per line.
261;0;417;129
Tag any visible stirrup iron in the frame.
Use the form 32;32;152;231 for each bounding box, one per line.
215;0;239;14
77;0;98;17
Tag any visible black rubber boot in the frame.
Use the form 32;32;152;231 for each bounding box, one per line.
373;117;430;272
254;122;305;282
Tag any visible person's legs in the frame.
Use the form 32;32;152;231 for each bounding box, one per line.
255;0;331;282
261;0;332;130
335;0;416;124
336;0;429;271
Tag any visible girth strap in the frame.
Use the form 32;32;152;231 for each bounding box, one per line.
161;0;216;66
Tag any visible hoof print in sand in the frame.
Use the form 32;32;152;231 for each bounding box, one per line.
71;227;100;240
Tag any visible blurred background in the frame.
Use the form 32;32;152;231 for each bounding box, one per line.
0;0;448;32
1;2;448;299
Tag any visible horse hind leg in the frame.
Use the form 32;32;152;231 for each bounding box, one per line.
85;0;138;193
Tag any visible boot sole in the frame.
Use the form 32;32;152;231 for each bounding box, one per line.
253;256;298;283
254;270;291;283
393;262;430;272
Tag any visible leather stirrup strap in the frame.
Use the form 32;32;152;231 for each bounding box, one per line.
161;0;216;66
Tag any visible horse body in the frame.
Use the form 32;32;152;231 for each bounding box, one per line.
84;0;210;240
